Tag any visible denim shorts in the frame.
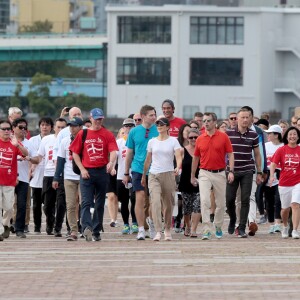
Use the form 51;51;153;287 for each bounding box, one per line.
131;171;144;192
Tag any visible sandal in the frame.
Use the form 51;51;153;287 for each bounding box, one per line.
184;227;191;237
190;232;198;238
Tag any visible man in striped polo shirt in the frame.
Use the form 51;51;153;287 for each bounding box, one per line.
226;108;263;238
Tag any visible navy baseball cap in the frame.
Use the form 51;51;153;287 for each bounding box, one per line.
68;117;84;126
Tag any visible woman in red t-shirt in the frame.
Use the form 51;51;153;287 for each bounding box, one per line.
270;126;300;239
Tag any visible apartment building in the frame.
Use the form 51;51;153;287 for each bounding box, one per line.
106;4;300;119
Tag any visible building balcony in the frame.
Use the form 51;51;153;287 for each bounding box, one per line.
274;78;300;99
276;37;300;59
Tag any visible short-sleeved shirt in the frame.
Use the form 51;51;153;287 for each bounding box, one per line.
126;125;158;174
272;145;300;187
38;134;56;177
69;127;118;168
0;139;23;186
194;130;233;170
169;117;186;137
57;136;80;181
147;137;181;174
226;127;259;173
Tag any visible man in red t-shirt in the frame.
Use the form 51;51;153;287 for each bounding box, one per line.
191;112;234;240
70;108;118;242
0;120;28;241
161;99;186;138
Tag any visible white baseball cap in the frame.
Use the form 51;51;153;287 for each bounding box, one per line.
264;124;282;134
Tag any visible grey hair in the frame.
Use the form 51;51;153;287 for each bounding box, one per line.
8;107;22;116
188;128;200;135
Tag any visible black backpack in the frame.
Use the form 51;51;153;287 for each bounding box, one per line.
72;129;88;175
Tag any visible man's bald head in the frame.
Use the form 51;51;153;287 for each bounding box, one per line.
69;107;83;120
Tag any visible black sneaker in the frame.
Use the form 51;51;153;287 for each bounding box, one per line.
54;231;62;237
92;234;101;242
16;232;26;238
228;220;236;235
110;221;116;227
34;227;41;234
10;225;16;234
3;225;10;238
0;235;3;241
238;228;248;238
24;225;29;233
46;227;54;235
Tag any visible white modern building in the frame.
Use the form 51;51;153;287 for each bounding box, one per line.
106;4;300;120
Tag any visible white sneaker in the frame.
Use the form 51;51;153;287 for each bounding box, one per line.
281;226;289;239
136;230;145;240
292;230;300;239
144;230;150;238
153;232;161;241
268;225;275;234
146;217;156;239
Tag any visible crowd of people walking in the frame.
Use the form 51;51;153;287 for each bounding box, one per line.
0;102;300;242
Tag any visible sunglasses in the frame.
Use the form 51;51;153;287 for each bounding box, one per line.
17;125;27;130
124;124;134;128
188;136;198;140
134;118;142;122
203;119;212;123
230;117;237;121
155;122;167;127
145;128;150;138
0;127;11;131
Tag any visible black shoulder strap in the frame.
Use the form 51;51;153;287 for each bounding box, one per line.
82;128;88;144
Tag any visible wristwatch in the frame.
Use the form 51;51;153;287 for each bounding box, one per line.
229;170;234;174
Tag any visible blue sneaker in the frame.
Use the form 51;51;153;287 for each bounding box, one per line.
201;230;212;240
131;223;138;234
215;227;223;239
122;225;130;235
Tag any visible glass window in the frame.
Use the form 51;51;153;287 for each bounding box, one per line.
226;106;241;117
118;16;171;44
117;57;171;85
190;58;243;86
183;105;199;120
204;106;222;119
190;16;244;45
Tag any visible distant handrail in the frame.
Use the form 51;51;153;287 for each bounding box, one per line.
0;33;107;39
0;77;102;84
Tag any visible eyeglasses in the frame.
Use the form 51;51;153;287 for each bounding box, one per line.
203;119;212;123
124;124;134;128
0;127;11;131
188;136;198;140
134;118;142;122
17;125;27;130
230;117;237;121
145;128;150;138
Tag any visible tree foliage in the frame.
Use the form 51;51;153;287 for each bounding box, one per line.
20;20;53;33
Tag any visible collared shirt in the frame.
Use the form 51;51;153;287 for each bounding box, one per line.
226;127;259;173
194;130;232;170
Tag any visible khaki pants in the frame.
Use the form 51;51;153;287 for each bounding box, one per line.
0;186;15;234
64;179;80;233
199;169;226;232
148;172;176;232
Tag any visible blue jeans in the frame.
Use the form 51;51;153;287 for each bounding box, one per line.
226;171;253;230
15;181;29;233
80;167;108;236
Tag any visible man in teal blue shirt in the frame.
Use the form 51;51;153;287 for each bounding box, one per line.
123;105;158;240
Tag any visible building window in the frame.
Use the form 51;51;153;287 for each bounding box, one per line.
226;106;241;116
190;17;244;45
205;106;222;119
117;57;171;85
118;16;171;43
190;58;243;86
183;105;200;120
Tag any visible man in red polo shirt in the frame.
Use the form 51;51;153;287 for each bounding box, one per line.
191;112;234;240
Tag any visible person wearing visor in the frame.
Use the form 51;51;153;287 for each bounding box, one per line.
115;118;138;234
142;117;182;241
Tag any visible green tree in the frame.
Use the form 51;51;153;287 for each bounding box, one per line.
20;20;53;33
27;73;55;116
10;81;22;108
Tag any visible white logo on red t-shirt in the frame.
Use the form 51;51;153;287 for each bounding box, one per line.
0;150;13;167
284;154;299;173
